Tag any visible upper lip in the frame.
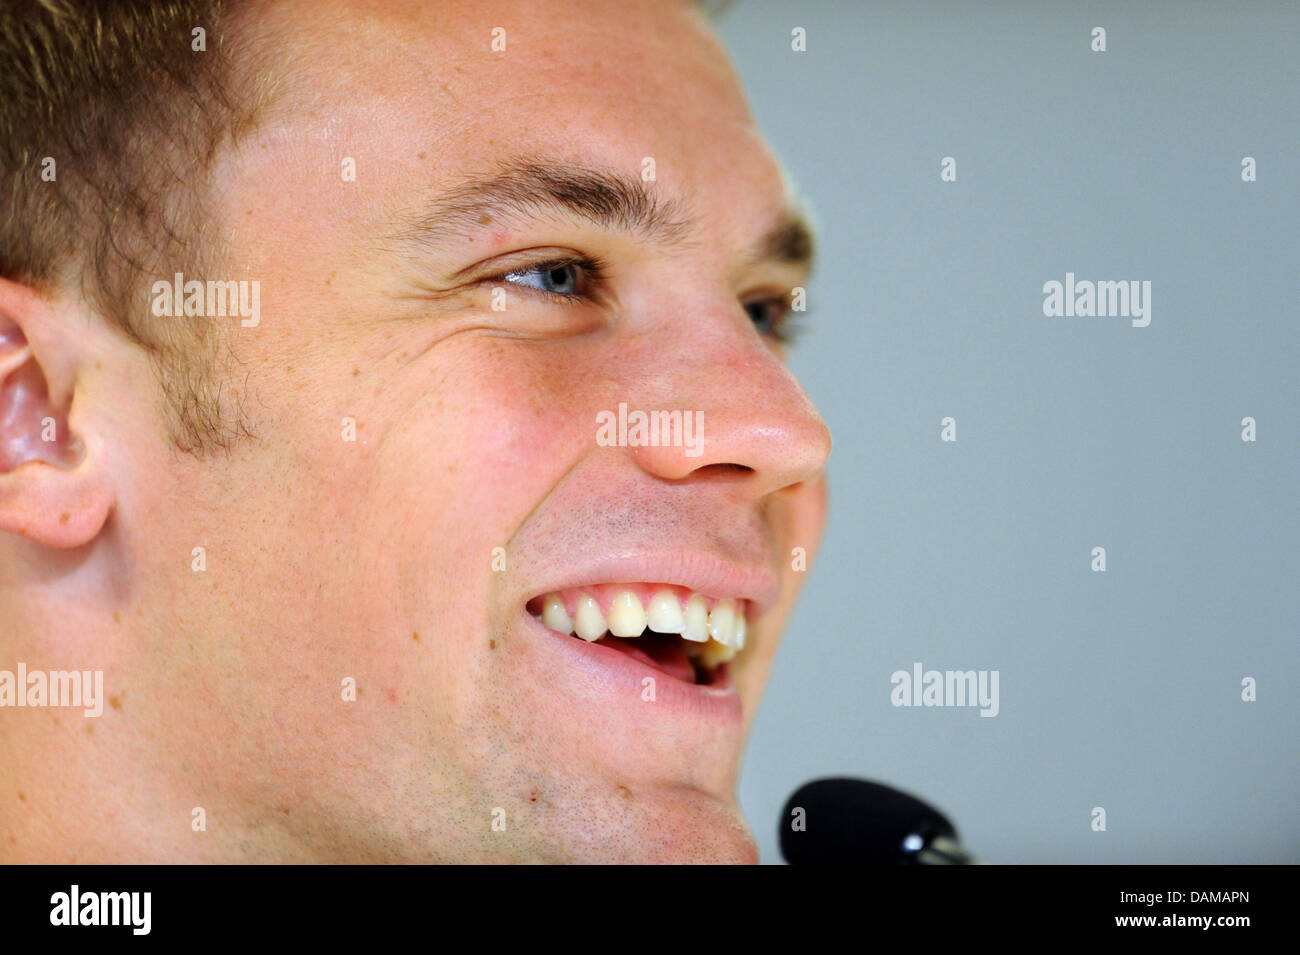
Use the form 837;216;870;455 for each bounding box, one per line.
524;551;782;619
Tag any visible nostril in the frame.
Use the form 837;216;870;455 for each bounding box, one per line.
685;462;754;481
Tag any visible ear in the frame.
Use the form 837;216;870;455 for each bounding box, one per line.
0;277;112;548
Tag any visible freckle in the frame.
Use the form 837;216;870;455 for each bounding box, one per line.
109;695;122;710
59;512;70;525
412;631;420;641
280;806;291;815
478;212;492;225
418;151;427;160
17;792;25;802
353;368;360;377
489;639;497;650
113;611;121;624
86;723;94;735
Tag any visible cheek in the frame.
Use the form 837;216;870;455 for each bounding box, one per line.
731;478;828;718
418;338;593;522
356;338;594;614
793;474;830;561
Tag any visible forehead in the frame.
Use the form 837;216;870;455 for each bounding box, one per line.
257;0;741;107
228;0;790;244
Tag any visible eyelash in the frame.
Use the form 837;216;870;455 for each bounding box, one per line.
485;255;607;305
483;255;804;345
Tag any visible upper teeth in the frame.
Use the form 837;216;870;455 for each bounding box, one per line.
536;589;747;665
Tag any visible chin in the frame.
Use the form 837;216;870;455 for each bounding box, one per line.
675;829;760;865
647;820;759;865
591;789;760;865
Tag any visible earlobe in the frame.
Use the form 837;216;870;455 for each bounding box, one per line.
0;283;112;549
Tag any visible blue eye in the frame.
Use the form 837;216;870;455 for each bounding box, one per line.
504;261;582;296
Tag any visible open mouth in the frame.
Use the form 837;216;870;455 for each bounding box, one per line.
526;584;748;687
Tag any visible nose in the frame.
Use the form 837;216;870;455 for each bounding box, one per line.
623;304;831;499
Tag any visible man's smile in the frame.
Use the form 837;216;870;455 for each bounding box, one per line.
513;552;783;722
527;585;750;684
519;609;744;723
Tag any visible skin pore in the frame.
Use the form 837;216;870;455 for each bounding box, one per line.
0;0;830;863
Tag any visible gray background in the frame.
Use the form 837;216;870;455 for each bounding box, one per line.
715;0;1299;863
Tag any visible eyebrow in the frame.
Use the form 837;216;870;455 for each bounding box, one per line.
389;158;692;251
386;157;816;272
743;212;816;272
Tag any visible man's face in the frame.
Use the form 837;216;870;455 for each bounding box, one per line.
108;0;829;861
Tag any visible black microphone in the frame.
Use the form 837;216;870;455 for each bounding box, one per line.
779;777;977;864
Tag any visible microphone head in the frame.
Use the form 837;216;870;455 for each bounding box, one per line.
780;777;959;864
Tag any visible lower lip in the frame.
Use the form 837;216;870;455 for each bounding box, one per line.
520;612;743;723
